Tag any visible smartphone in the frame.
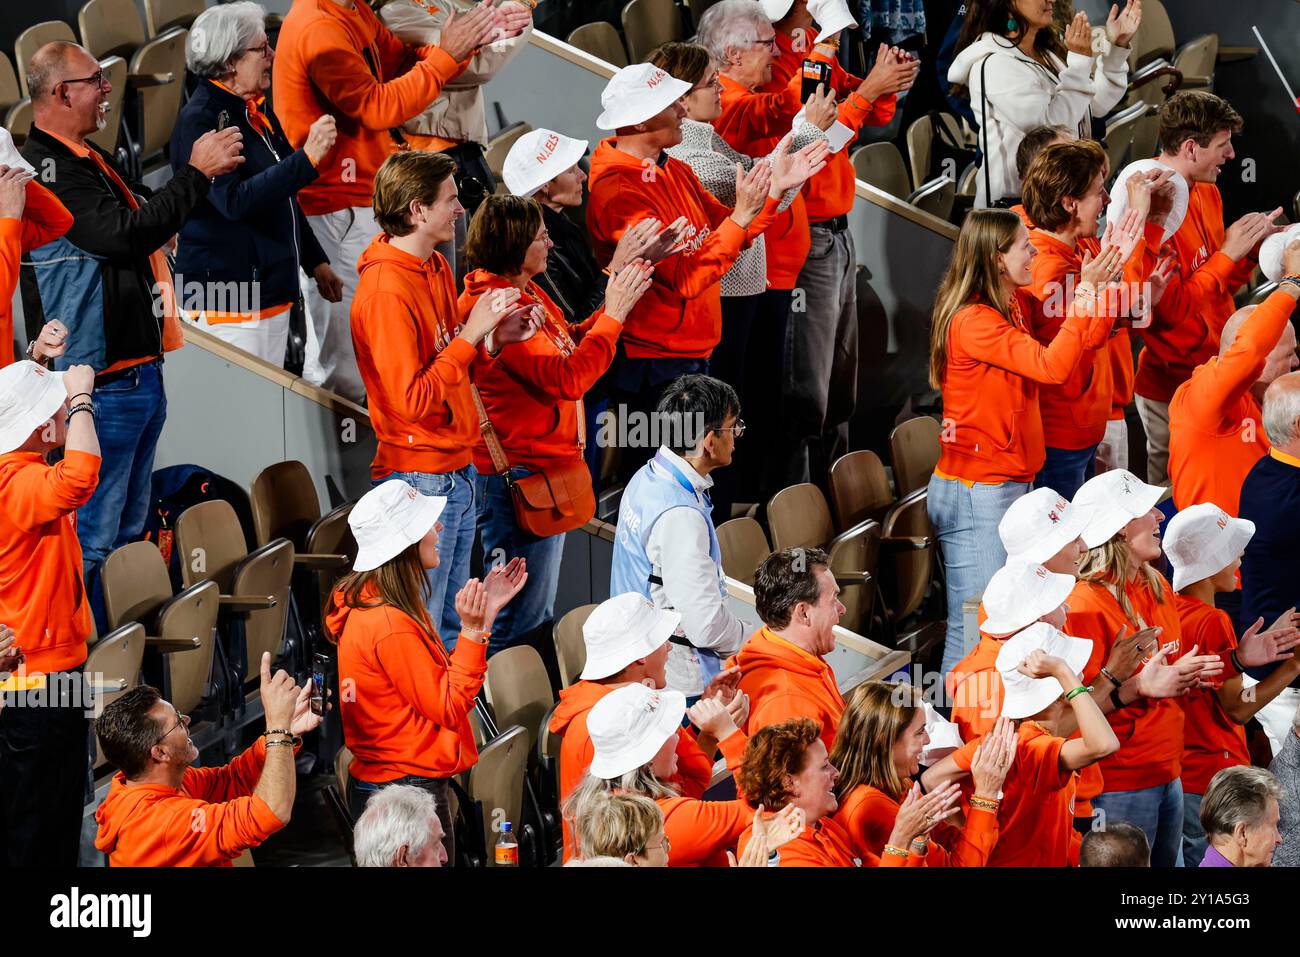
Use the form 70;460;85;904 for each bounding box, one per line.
800;60;832;103
216;110;231;132
311;652;329;717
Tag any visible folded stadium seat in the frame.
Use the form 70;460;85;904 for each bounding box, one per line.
621;0;684;63
14;20;77;97
143;0;205;37
1172;33;1217;90
851;142;912;200
101;540;222;745
536;700;563;828
304;503;357;620
0;55;19;116
889;415;942;498
127;27;188;171
1128;0;1177;70
1102;100;1149;174
85;622;145;774
827;519;882;638
84;56;128;160
78;0;149;60
716;515;770;586
766;482;837;552
551;603;595;689
174;499;294;736
464;725;530;867
685;0;721;30
3;98;31;149
877;489;943;658
324;746;355;862
907;176;956;221
828;450;895;532
485;121;533;183
565;21;629;68
904;112;968;192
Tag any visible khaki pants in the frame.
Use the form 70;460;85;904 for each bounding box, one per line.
1135;395;1171;487
1095;417;1129;474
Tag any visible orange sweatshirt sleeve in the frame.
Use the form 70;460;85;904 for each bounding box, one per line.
0;450;100;530
183;738;271;803
725;71;803;143
305;22;464;131
807;51;897;132
20;180;74;251
1026;247;1100;401
0;218;19;365
356;293;476;422
955;299;1112;385
673;726;716;799
372;624;488;729
1148;250;1244;339
490;313;621;401
926;805;999;867
1185;289;1297;429
664;799;752;864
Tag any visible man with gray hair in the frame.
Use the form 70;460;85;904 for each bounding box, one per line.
353;783;448;867
1198;765;1283;867
1240;369;1300;751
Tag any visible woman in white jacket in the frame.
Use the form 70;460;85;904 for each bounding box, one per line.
948;0;1141;207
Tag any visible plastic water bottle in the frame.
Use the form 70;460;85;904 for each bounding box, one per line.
494;821;519;866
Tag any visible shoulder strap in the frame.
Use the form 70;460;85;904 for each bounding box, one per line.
470;384;512;477
980;52;993;205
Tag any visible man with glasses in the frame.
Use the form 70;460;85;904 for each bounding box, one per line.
611;373;758;696
21;41;244;637
93;652;321;866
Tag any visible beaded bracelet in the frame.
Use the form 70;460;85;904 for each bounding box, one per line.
969;796;1001;812
263;728;293;738
1098;666;1122;687
1065;684;1093;702
882;844;910;859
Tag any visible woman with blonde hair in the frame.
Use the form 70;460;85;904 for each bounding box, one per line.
927;207;1125;677
1064;468;1225;866
830;681;1014;866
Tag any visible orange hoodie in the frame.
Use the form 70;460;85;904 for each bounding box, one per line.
935;290;1116;484
764;30;896;222
585;138;779;359
1136;181;1259;404
946;633;1006;743
272;0;467;215
327;583;487;782
834;782;999;867
736;813;917;866
94;738;286;866
728;627;846;754
351;236;477;480
1167;288;1296;514
549;678;717;861
0;449;99;676
656;732;750;867
1;181;73;365
460;270;620;473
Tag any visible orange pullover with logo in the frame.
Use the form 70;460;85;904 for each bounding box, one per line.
727;626;846;754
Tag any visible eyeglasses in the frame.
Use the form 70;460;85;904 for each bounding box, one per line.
245;40;273;58
743;36;779;53
642;834;671;854
60;70;108;92
691;74;723;94
714;419;746;439
155;710;188;744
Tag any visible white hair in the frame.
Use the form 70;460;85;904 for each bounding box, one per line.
187;1;267;78
1262;373;1300;447
563;856;632;867
353;784;441;867
697;0;773;66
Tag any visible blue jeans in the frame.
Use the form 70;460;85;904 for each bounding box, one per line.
1035;443;1100;500
1182;790;1208;867
927;474;1028;676
380;467;476;650
474;468;566;657
80;362;168;633
1093;778;1186;867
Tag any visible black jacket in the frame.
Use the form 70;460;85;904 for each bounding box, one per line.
21;126;210;370
535;204;605;326
169;80;327;312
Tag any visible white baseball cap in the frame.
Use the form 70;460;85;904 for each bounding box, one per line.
502;128;588;198
998;487;1090;566
995;622;1094;719
808;0;858;42
1163;503;1255;594
587;682;687;779
981;561;1076;636
760;0;794;18
0;360;67;454
1072;469;1166;549
596;64;692;130
580;593;681;680
348;480;447;573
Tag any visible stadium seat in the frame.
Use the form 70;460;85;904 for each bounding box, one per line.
1103;100;1149;173
552;603;594;688
716;515;770;586
85;622;145;770
827;519;882;636
485;645;554;756
144;0;205;36
686;0;721;29
851;142;911;200
466;725;528;865
127;27;188;169
890;415;942;497
251;460;350;573
908;175;956;221
904;112;967;191
766;482;836;552
878;488;937;634
79;0;148;60
1173;33;1217;89
566;21;629;68
15;21;77;96
485;120;533;181
0;56;20;115
3;98;31;148
621;0;683;63
828;450;894;532
304;503;357;618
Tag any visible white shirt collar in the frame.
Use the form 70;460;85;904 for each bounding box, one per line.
654;446;714;492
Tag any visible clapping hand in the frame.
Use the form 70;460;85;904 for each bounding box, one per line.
0;164;32;219
439;1;499;61
1106;0;1142;48
488;302;543;352
603;259;655;323
0;625;22;679
860;43;919;101
481;556;528;626
462;285;522;344
1236;610;1300;669
686;695;740;741
1064;12;1093;57
890;781;961;846
769;134;831;195
969;717;1016;798
731;162;773;228
700;665;742;703
727;804;804;866
610;218;669;271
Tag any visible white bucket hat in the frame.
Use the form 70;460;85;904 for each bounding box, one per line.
981;561;1076;636
1072;469;1166;549
0;360;67;454
995;622;1093;719
760;0;795;19
808;0;858;42
596;64;692;130
920;701;964;765
998;487;1089;565
1105;159;1189;244
587;682;687;779
502;128;588;198
1259;224;1300;283
580;593;681;680
1163;502;1255;594
348;480;447;573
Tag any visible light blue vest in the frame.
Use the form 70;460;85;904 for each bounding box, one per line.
611;453;728;679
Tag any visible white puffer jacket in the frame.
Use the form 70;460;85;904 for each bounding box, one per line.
948;31;1130;207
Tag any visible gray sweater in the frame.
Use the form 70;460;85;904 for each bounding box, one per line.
1270;729;1300;866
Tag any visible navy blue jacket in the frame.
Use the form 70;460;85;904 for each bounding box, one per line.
1239;451;1300;687
169;80;328;314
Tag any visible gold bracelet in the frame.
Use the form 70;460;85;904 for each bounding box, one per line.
265;739;295;749
882;844;910;858
818;38;840;51
969;796;1001;812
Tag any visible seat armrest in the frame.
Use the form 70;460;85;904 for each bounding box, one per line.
881;535;932;551
220;594;278;611
87;677;129;693
832;571;873;587
147;634;201;653
128;72;175;88
294;553;350;569
1216;46;1258;63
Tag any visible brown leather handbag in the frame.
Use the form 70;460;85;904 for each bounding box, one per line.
470;385;596;539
